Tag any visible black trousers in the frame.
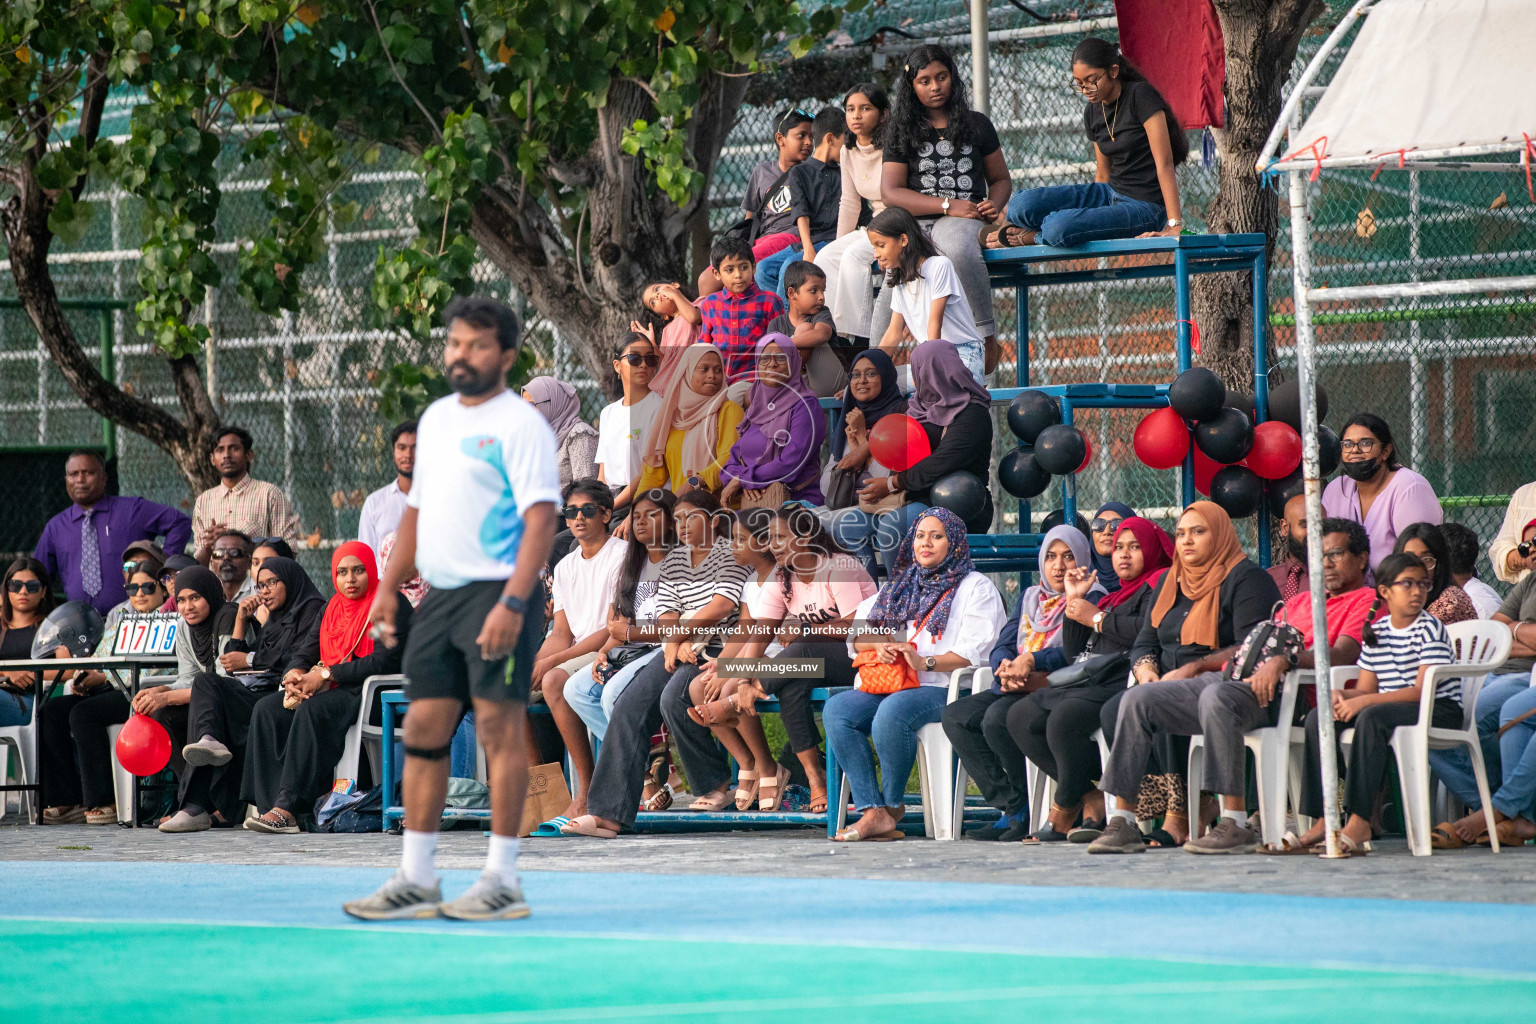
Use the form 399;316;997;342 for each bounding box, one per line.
941;689;1032;817
242;687;363;815
588;656;730;829
1009;683;1120;808
40;690;131;808
1301;697;1462;819
754;640;855;753
181;672;271;820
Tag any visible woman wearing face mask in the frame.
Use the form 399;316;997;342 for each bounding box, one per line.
1322;413;1442;573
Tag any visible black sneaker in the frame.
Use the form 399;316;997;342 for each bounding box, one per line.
1086;817;1146;854
1184;817;1260;854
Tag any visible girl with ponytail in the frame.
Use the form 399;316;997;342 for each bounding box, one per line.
987;37;1189;250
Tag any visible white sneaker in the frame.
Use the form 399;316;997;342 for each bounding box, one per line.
342;871;442;921
437;872;531;921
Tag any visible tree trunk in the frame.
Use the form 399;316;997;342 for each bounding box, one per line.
1194;0;1324;393
468;71;750;385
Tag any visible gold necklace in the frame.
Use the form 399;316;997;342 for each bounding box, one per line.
1101;94;1120;141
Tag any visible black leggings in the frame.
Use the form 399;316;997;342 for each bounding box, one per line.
1301;697;1462;819
1008;685;1117;808
39;690;130;809
754;640;855;753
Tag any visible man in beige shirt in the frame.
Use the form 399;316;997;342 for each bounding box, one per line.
191;426;301;563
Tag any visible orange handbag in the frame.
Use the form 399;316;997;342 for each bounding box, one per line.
852;590;951;694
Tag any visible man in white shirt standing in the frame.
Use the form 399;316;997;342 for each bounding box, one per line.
346;297;560;922
357;420;416;568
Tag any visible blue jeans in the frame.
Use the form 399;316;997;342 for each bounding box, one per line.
1427;673;1529;806
824;685;948;811
1492;686;1536;820
1005;183;1166;248
756;240;827;299
827;501;929;579
0;692;33;727
564;648;663;741
392;711;477;780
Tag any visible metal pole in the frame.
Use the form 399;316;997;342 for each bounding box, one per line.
969;0;990;116
1288;166;1344;859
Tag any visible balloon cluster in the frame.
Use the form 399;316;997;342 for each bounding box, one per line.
866;412;988;523
998;391;1091;500
1131;368;1333;519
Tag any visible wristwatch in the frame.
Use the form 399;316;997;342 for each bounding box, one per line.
1091;611;1106;633
498;594;528;615
941;198;951;214
318;664;332;684
924;655;937;672
1167;218;1181;228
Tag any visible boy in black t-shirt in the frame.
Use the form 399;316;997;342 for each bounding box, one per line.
757;108;846;299
766;261;846;398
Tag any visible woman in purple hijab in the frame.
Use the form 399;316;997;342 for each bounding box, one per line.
721;334;828;505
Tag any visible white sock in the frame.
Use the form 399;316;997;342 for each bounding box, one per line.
484;834;521;888
1108;807;1137;826
400;829;438;887
1222;808;1248;829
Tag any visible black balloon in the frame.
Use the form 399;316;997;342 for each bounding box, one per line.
998;447;1052;500
1317;424;1342;476
928;471;988;522
1268;378;1330;432
1193;408;1255;464
1223;391;1256;419
1168;367;1226;421
1007;390;1061;445
1266;468;1304;517
1211;465;1264;518
1033;424;1087;475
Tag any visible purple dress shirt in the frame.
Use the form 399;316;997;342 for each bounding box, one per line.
34;494;193;615
1321;467;1442;572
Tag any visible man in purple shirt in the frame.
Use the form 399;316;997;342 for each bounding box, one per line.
34;449;192;616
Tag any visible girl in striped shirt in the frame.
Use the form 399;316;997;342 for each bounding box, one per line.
1296;552;1457;854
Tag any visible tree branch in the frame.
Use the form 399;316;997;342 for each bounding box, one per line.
364;0;444;145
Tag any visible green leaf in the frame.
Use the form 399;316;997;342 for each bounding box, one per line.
48;195;96;246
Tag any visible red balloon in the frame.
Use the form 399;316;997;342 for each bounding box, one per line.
1078;433;1093;473
1133;407;1190;470
1192;448;1226;496
115;713;171;777
1247;420;1303;480
868;413;931;472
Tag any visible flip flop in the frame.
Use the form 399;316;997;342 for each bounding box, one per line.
1067;818;1106;844
831;827;903;843
531;815;571;837
1258;830;1316;855
1020;827;1069;845
558;815;617;839
1430;822;1466;850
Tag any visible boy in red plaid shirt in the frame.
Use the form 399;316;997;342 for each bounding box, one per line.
697;236;785;383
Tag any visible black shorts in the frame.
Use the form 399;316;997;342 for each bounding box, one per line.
402;580;544;706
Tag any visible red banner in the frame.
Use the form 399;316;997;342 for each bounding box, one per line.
1113;0;1226;130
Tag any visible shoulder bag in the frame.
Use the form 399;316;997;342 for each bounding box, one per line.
852;589;952;694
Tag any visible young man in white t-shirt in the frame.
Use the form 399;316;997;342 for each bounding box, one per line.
346;297;560;922
529;478;626;826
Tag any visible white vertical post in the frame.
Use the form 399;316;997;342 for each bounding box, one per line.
1288;165;1344;859
970;0;990;115
1408;170;1423;465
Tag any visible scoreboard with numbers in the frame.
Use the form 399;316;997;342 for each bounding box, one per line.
111;613;180;656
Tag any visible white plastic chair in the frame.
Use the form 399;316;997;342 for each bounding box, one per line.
0;691;40;823
335;674;405;787
835;666;976;840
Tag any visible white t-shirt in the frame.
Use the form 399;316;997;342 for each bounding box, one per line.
595;392;661;491
846;571;1006;686
407;389;562;589
741;576;786;657
1462;577;1503;620
633;555;664;624
889;255;987;383
553;535;627;641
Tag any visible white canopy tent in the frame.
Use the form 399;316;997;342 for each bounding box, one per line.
1257;0;1536;858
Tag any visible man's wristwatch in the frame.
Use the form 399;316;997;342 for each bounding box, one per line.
941;198;951;214
924;655;937;672
498;594;528;615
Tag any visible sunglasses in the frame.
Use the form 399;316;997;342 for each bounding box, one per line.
123;559;148;574
619;353;660;368
6;579;43;594
1091;516;1123;533
562;503;606;520
775;108;812;133
125;582;164;597
209;549;249;561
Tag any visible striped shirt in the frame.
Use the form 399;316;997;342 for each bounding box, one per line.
192;475;301;548
1359;610;1459;702
652;537;750;643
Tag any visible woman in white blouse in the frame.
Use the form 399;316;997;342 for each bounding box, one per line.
826;508;1005;841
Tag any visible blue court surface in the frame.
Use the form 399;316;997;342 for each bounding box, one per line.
4;858;1536;1021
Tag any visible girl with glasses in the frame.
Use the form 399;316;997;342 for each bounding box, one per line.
595;332;664;523
1322;412;1444;572
523;376;600;490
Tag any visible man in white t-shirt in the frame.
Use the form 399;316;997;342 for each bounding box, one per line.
357;419;416;571
529;479;626;826
346;297;560;923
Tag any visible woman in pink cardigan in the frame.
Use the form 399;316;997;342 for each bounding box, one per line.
1322;413;1442;573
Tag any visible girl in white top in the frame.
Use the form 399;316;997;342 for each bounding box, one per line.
867;206;988;387
815;83;890;339
827;508;1005;841
595;332;663;521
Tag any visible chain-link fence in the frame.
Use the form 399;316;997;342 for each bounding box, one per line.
2;0;1531;592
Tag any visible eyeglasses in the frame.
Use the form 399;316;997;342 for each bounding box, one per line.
848;370;882;383
210;548;249;561
619;353;660;368
1389;579;1432;593
124;582;163;597
1071;71;1108;93
1340;438;1380;454
562;503;605;520
255;579;284;593
1320;547;1351;563
1414;553;1438;571
1090;516;1122;533
6;579;43;594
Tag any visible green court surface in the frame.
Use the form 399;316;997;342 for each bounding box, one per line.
7;918;1536;1023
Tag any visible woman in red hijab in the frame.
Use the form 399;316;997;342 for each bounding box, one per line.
242;541;414;833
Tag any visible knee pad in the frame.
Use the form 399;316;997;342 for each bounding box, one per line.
404;742;452;761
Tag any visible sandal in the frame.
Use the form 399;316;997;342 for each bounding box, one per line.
1143;827;1180;849
832;826;902;842
758;764;791;812
244;809;299;834
733;771;759;811
84;806;118;826
531;816;572;837
1430;822;1467;850
1495;819;1524;848
689;788;733;812
641;782;674;812
559;814;618;839
1258;830;1317;855
42;805;85;825
1020;827;1069;845
1319;832;1371;857
687;696;740;729
1067;818;1106;844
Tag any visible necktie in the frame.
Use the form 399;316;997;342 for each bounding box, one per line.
81;509;102;598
